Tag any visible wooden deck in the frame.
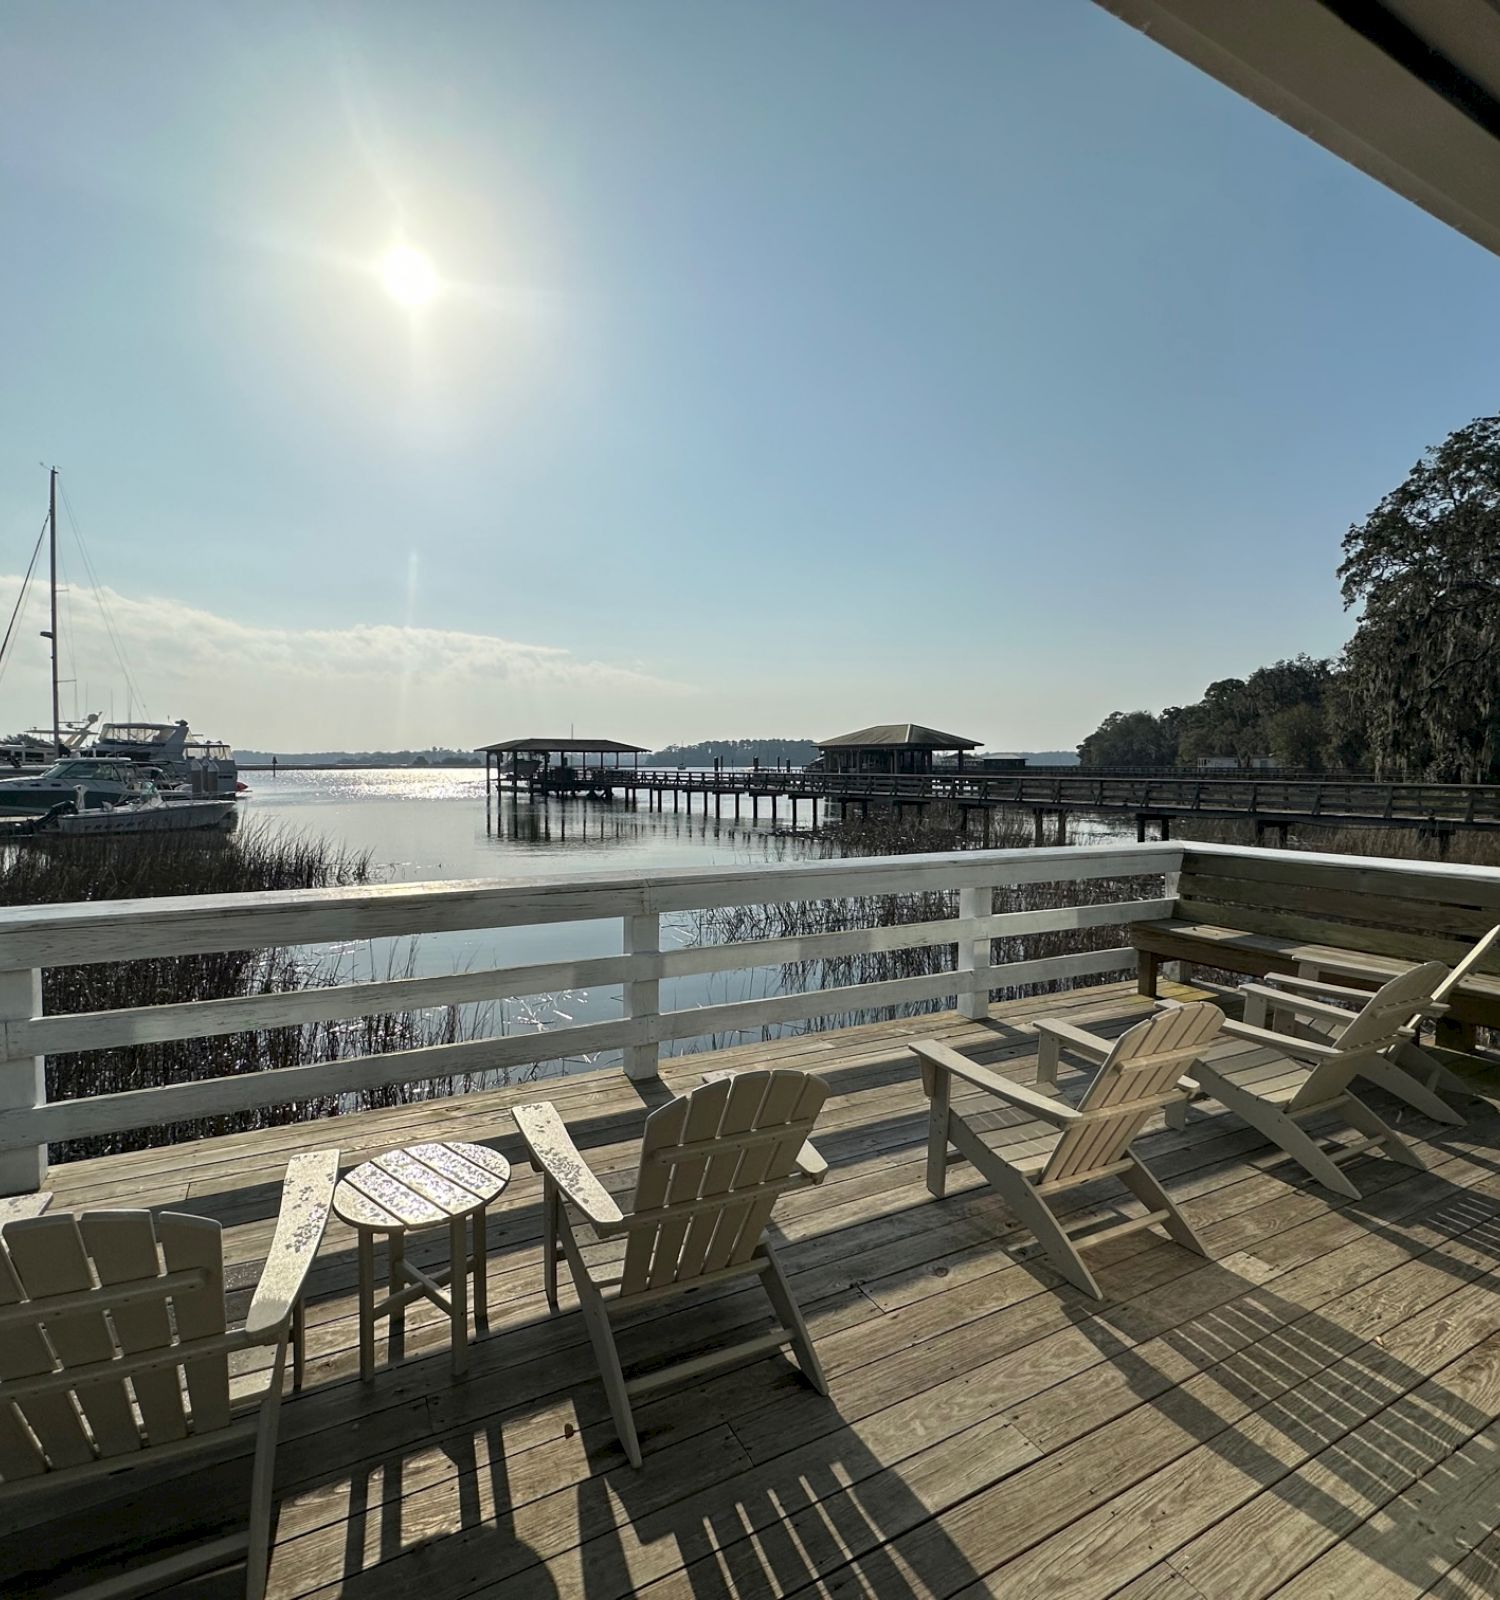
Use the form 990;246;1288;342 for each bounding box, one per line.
12;976;1500;1600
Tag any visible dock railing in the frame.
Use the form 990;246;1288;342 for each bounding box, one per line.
595;768;1500;828
0;841;1184;1193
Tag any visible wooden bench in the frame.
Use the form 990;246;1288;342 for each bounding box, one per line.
1130;847;1500;1048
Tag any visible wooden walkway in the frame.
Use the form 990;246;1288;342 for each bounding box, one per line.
12;977;1500;1599
503;768;1500;838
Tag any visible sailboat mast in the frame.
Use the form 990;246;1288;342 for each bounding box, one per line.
48;467;61;755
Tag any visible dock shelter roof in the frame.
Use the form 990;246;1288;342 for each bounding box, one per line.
477;737;648;755
816;724;980;751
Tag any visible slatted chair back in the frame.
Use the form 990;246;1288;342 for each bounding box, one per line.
0;1210;230;1486
1283;962;1447;1115
1040;1002;1225;1187
621;1068;828;1297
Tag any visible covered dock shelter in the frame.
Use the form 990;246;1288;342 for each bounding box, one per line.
478;736;648;800
815;722;980;777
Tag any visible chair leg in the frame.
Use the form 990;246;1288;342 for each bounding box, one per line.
1359;1055;1465;1126
759;1241;827;1395
290;1297;306;1393
1120;1153;1207;1257
993;1164;1103;1300
1196;1067;1362;1200
1163;1091;1191;1133
1394;1038;1470;1097
542;1178;561;1311
1342;1092;1427;1171
925;1069;951;1199
1037;1032;1061;1091
580;1290;641;1468
245;1338;289;1600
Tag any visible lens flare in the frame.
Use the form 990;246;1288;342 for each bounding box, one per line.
379;246;440;308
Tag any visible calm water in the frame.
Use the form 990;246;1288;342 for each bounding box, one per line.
240;767;828;1072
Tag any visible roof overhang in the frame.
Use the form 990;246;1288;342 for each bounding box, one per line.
1092;0;1500;257
477;738;648;755
816;723;981;751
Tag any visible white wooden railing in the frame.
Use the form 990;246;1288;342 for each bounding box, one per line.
0;841;1185;1192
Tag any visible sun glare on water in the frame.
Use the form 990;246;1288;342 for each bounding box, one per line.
379;245;440;309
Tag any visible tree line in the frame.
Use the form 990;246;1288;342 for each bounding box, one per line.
642;738;820;767
1079;414;1500;782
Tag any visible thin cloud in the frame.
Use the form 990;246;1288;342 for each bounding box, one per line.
0;577;686;749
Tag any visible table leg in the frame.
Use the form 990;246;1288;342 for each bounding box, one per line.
388;1230;406;1356
450;1213;469;1378
472;1205;488;1331
356;1229;375;1382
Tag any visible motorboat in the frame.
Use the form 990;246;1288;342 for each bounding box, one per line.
0;716;99;774
90;720;242;797
0;790;238;838
0;757;158;815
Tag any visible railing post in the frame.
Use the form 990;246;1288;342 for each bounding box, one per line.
623;913;661;1081
0;967;45;1195
958;886;993;1021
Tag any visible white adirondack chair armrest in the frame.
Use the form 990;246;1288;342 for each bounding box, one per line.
910;1041;1079;1123
1259;972;1379;1005
1219;1019;1342;1059
796;1138;828;1184
1238;983;1358;1026
1033;1017;1111;1061
245;1147;339;1341
513;1101;624;1230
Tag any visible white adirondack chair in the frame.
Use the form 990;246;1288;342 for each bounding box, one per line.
1195;963;1447;1198
0;1149;338;1600
912;1002;1226;1300
1253;925;1500;1112
514;1068;829;1468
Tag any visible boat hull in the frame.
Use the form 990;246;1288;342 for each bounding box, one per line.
50;799;238;835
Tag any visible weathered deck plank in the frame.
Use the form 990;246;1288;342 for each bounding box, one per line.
8;977;1500;1600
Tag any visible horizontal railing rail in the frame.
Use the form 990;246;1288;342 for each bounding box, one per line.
7;837;1500;1193
523;767;1500;827
0;842;1181;1189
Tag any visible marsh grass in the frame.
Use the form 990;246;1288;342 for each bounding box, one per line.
5;821;491;1162
687;803;1162;1044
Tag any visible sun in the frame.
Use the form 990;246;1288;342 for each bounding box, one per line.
379;245;440;309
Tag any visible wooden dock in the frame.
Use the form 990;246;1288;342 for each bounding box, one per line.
15;977;1500;1599
488;765;1500;843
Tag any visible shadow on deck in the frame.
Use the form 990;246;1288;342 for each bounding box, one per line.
10;978;1500;1600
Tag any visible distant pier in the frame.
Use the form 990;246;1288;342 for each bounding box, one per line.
477;736;1500;848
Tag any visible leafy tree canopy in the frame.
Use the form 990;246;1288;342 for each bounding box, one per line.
1076;711;1178;768
1079;657;1338;770
1338;414;1500;781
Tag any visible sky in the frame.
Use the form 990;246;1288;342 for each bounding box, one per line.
2;1;1498;754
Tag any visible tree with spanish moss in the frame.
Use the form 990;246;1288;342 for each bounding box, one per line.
1339;414;1500;782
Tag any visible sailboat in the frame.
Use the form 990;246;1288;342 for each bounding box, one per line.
0;469;242;797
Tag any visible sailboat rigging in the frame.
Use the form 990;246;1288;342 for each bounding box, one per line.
0;470;243;800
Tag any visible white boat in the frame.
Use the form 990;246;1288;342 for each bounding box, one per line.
0;716;99;774
2;789;238;838
90;720;241;797
50;793;237;836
